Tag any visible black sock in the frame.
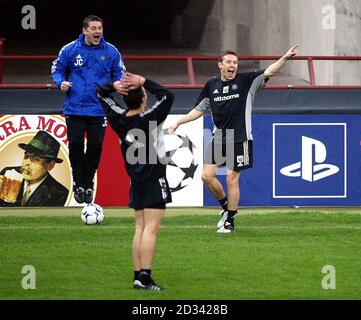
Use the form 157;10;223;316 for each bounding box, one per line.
139;269;152;284
134;270;140;281
140;269;151;276
218;197;228;211
227;210;237;221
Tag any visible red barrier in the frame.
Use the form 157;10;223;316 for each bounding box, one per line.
0;37;361;89
96;127;129;206
0;38;4;84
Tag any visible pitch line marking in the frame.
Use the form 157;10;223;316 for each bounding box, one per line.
1;225;361;230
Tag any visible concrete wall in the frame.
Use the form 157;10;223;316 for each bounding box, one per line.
334;0;361;85
287;0;336;84
198;0;252;55
187;0;361;85
170;0;219;50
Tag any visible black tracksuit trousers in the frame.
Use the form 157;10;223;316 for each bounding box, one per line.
65;115;106;189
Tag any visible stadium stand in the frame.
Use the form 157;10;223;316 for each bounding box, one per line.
1;39;361;115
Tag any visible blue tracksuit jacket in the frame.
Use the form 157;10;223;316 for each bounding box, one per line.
51;33;126;116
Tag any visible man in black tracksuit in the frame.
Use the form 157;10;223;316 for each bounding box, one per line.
97;72;174;291
169;45;299;233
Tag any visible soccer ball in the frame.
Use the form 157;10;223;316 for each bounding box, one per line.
81;203;105;225
163;131;198;192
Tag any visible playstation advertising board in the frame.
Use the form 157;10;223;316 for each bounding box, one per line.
204;114;361;206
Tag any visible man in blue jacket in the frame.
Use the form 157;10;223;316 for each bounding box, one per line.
51;15;126;204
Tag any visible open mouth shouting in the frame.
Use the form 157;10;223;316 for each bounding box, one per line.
83;21;103;46
226;68;236;79
92;34;101;44
219;53;238;81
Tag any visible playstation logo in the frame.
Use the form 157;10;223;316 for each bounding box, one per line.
280;136;339;182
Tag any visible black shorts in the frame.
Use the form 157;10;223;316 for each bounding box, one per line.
204;140;253;172
129;176;172;210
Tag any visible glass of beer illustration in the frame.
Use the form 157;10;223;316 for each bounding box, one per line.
0;169;23;203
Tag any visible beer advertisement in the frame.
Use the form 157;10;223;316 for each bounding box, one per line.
0;115;74;207
0;114;130;207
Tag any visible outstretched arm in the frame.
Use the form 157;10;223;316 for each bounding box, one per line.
168;83;209;134
168;108;204;134
264;44;299;78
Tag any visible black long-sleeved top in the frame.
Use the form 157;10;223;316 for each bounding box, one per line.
97;79;174;182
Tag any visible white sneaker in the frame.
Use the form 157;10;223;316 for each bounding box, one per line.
217;221;234;234
133;280;146;289
217;210;228;229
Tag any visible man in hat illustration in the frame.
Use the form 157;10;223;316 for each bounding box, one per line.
0;131;69;207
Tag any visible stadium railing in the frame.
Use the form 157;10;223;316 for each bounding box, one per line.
1;37;361;90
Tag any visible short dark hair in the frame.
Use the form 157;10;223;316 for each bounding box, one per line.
83;15;103;28
218;50;238;62
123;87;145;110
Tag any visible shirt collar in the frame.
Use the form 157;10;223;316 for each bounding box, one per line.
24;174;48;194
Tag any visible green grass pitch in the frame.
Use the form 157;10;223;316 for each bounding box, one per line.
1;207;361;300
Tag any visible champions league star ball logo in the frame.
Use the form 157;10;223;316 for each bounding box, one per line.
163;130;198;193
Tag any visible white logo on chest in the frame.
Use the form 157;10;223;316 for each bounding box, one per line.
74;54;83;66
